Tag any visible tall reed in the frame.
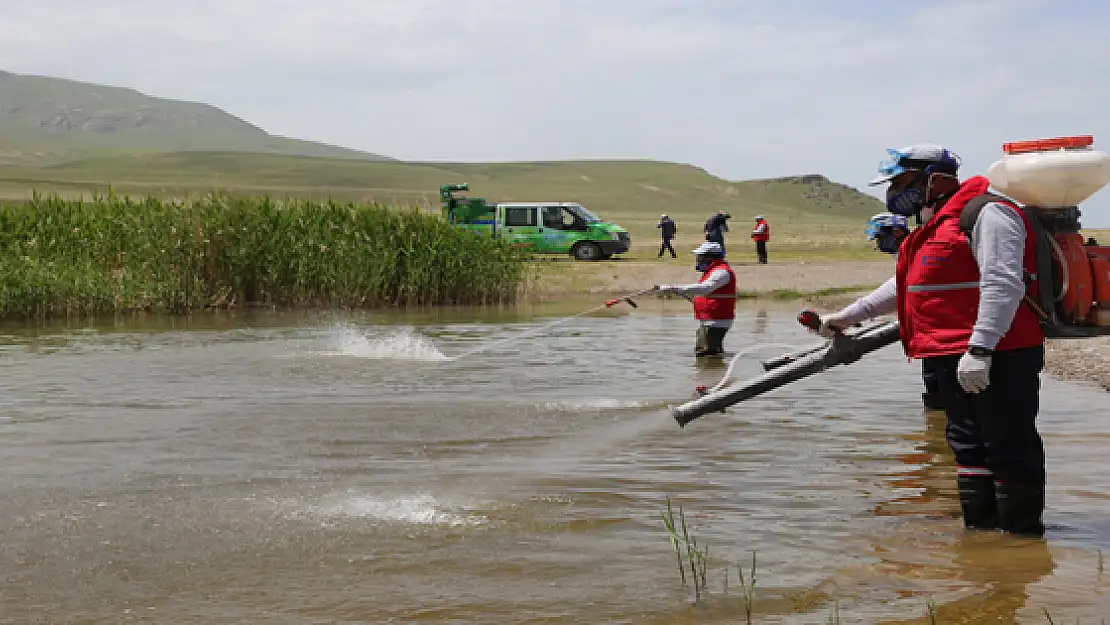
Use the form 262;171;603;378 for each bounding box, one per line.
0;191;529;320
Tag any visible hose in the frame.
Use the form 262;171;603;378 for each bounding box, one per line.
706;341;815;394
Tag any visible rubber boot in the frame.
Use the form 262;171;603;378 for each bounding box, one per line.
995;481;1046;537
957;475;999;530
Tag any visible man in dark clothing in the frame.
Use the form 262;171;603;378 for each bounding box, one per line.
656;214;677;258
703;210;730;255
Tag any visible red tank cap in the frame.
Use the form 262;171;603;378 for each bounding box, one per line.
1003;135;1093;155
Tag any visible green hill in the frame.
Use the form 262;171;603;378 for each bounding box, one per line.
0;70;888;258
0;70;390;164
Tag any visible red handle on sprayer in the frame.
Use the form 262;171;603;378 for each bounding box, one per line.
797;309;822;331
798;309;861;334
605;296;638;308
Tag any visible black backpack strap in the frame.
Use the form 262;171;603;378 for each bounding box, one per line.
957;192;1011;241
959;193;1060;326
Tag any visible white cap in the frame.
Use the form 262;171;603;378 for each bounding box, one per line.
754;215;764;220
691;241;724;255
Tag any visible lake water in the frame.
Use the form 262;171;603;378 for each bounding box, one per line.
1;303;1108;624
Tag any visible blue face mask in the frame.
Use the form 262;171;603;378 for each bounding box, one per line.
886;186;925;217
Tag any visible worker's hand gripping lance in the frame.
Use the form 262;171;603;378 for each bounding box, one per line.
670;310;902;428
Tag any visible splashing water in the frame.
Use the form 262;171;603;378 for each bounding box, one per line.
304;493;485;527
312;323;451;361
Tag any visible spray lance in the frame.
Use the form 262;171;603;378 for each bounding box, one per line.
449;286;659;360
670;310;902;428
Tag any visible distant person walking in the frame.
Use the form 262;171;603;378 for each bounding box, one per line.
703;210;730;255
656;214;677;258
751;215;770;264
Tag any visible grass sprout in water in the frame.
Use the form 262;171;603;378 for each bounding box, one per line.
659;497;1103;623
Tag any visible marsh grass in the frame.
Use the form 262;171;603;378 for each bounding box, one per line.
0;191;529;320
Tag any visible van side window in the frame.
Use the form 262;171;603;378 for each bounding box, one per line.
542;206;565;229
504;207;536;227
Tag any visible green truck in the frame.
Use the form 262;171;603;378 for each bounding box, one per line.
440;183;631;261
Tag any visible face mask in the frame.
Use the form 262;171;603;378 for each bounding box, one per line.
886;186;925;217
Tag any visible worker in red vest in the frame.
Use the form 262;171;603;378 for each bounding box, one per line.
812;144;1047;537
655;241;736;357
751;215;770;264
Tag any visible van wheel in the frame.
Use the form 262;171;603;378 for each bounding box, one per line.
572;242;603;261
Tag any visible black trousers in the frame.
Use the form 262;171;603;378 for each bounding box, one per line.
695;326;728;356
924;345;1046;484
659;238;676;258
923;345;1047;535
755;240;767;264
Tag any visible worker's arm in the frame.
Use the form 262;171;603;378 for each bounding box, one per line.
969;202;1028;350
660;269;731;297
752;223;767;234
834;276;897;323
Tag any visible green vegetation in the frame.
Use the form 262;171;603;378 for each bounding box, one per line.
0;70;389;165
0;192;528;320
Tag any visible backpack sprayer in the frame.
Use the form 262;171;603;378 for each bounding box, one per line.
974;135;1110;337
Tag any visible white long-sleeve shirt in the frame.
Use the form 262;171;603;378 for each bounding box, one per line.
836;201;1028;350
663;268;734;328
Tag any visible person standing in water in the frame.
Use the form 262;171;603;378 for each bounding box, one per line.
655;241;736;357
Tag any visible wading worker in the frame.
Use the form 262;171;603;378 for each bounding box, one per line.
655;241;735;357
814;144;1047;537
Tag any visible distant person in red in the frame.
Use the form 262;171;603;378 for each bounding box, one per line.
751;215;770;264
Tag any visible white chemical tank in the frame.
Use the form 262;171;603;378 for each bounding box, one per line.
986;136;1110;209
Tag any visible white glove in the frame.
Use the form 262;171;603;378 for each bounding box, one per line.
957;352;992;394
816;310;855;339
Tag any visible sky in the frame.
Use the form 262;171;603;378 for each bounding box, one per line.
3;0;1110;225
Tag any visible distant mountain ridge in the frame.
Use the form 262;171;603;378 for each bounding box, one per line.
0;69;391;164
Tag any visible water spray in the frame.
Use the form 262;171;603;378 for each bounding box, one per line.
447;286;660;361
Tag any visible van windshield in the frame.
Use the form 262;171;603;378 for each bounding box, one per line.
567;204;601;223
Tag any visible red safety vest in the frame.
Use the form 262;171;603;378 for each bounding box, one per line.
751;219;770;242
692;260;736;321
895;175;1044;358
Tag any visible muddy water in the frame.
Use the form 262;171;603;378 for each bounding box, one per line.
1;303;1109;624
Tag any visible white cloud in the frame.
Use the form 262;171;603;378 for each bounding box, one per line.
2;0;1110;224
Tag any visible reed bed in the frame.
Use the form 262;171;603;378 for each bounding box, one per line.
0;192;530;320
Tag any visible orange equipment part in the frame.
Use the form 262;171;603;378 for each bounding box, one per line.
1054;233;1094;323
1089;247;1110;328
1003;135;1093;155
